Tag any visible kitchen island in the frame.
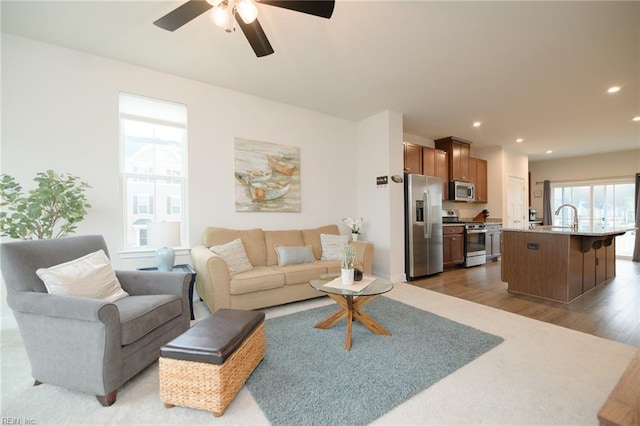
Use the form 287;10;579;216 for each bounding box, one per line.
501;226;633;303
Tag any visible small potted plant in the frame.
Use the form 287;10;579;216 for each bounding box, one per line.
341;245;356;285
342;217;364;241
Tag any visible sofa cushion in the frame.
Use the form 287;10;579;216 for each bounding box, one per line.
35;249;129;303
115;294;182;346
229;266;285;295
203;227;266;266
275;245;315;266
270;263;329;285
320;234;350;261
264;230;305;266
301;225;339;260
210;238;253;274
316;260;342;275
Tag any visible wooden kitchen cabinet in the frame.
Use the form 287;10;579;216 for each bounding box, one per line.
502;230;623;303
470;157;488;203
584;238;616;293
443;225;464;266
435;136;471;182
403;142;422;174
423;147;448;199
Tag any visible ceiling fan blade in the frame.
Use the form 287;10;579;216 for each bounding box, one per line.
259;0;335;19
154;0;213;31
236;18;274;57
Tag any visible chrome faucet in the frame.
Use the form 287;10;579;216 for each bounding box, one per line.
555;204;578;231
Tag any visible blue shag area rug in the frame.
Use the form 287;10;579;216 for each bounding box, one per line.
245;296;503;425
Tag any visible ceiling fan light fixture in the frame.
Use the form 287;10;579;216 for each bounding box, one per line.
211;4;232;31
206;0;223;6
237;0;259;24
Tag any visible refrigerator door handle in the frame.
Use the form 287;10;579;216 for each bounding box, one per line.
424;190;431;239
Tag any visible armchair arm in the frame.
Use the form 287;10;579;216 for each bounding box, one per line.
191;245;231;312
116;270;190;329
8;291;122;396
116;270;189;297
9;291;118;323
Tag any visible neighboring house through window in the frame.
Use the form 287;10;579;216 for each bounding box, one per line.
119;93;188;250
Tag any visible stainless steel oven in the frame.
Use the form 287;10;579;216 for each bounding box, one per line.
464;222;487;267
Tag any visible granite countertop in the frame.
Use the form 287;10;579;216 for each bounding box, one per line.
503;226;635;237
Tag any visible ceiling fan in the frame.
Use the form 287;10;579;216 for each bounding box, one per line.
154;0;335;57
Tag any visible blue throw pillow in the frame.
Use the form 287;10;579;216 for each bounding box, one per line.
275;245;316;266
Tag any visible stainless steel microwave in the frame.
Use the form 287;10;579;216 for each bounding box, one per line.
449;181;475;202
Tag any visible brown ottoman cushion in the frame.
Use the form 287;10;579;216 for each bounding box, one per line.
161;309;265;365
159;308;266;416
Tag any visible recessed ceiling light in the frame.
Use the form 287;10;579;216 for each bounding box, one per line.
633;116;640;122
546;150;553;154
607;86;621;94
472;121;481;128
515;138;523;143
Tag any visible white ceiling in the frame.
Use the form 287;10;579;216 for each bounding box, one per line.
2;1;639;161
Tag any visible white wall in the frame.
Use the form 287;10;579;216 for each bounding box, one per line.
529;149;640;220
356;110;405;281
476;147;504;221
0;35;363;321
403;133;434;148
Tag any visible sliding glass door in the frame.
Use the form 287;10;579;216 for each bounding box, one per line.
552;181;635;258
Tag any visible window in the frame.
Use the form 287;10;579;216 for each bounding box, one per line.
167;196;181;215
552;179;635;257
133;194;154;214
120;93;187;250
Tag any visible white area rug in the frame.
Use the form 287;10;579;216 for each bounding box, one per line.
1;283;636;425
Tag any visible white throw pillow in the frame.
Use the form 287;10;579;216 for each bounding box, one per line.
210;238;254;274
320;234;350;261
36;249;129;302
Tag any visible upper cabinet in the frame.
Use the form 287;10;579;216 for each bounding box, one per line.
403;142;422;174
434;136;471;182
470;157;487;203
402;142;449;200
423;147;448;200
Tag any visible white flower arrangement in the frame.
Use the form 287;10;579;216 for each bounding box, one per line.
342;217;364;234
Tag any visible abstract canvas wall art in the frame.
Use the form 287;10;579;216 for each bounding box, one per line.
234;138;301;212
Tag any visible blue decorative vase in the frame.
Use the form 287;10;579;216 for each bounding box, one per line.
156;247;175;272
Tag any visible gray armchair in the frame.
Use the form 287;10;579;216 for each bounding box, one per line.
0;235;190;406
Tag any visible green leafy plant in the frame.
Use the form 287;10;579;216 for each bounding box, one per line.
341;245;356;270
0;170;91;240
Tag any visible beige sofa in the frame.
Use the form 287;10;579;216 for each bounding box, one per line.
191;225;374;312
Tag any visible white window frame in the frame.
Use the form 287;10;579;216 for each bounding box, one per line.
119;93;188;254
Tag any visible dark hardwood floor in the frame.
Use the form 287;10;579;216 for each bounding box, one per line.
407;259;640;348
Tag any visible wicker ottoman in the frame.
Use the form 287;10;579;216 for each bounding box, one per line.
159;309;265;417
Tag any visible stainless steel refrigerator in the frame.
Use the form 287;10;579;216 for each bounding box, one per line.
405;174;444;279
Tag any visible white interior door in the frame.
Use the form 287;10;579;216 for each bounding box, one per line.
507;176;525;229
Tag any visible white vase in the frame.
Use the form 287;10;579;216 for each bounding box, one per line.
352;233;358;241
341;268;354;285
